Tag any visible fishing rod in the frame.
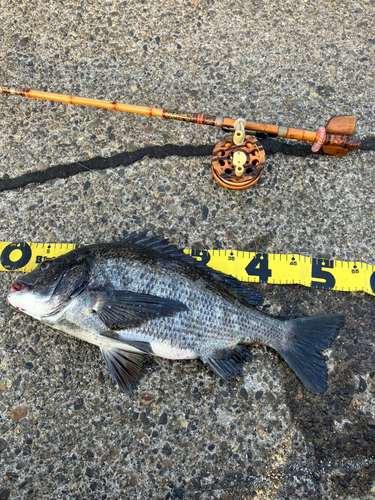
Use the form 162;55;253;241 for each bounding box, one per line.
1;85;361;190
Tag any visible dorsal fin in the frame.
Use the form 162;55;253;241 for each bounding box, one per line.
122;232;193;262
121;232;263;307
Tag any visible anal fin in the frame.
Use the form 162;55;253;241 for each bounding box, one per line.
100;347;145;395
203;346;253;382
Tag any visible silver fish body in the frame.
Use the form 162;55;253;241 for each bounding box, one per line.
7;233;344;395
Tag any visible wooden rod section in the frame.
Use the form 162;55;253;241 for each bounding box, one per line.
0;86;360;149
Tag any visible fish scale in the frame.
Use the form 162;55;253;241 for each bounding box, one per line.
89;256;276;353
7;233;345;395
75;261;254;353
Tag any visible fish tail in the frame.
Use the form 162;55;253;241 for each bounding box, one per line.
276;314;344;394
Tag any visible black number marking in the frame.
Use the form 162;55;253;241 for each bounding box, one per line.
36;255;52;264
370;271;375;294
1;242;32;271
311;259;335;289
351;265;359;274
190;249;211;266
245;253;272;283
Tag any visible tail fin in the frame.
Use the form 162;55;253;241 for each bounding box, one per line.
277;314;344;394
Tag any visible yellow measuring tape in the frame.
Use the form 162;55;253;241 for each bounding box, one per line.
1;241;374;297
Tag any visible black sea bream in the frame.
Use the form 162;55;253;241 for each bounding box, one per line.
7;233;344;395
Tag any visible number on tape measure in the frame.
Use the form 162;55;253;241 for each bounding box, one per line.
311;259;335;290
1;242;32;271
190;249;211;265
245;253;272;283
370;271;375;294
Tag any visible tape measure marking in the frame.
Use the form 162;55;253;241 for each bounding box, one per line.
1;241;374;297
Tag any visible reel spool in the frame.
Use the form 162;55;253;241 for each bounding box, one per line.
211;134;266;190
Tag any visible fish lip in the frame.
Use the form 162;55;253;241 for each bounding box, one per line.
6;291;27;313
8;282;30;304
11;281;30;292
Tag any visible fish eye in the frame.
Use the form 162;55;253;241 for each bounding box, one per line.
40;261;51;271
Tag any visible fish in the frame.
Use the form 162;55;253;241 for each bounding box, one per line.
7;232;345;395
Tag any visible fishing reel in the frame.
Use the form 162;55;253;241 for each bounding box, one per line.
211;119;267;190
211;133;265;190
210;114;361;190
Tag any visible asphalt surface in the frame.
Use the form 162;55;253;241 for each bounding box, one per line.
0;1;375;499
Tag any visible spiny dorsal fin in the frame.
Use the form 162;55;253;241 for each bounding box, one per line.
123;232;193;261
121;232;263;307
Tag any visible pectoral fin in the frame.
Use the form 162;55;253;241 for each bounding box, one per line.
91;290;188;330
100;347;144;395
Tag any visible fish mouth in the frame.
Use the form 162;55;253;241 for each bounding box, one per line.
8;281;30;311
11;282;27;292
8;267;89;318
8;275;67;318
7;294;26;312
7;288;28;313
10;279;33;293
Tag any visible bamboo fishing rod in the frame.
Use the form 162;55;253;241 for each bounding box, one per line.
1;85;362;190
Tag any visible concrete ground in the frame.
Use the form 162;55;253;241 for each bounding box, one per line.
0;0;375;498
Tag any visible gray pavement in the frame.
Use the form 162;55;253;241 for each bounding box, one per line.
0;0;375;498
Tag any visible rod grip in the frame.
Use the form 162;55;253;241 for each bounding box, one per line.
325;133;361;150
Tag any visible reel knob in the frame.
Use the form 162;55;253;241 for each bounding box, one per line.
211;134;265;190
